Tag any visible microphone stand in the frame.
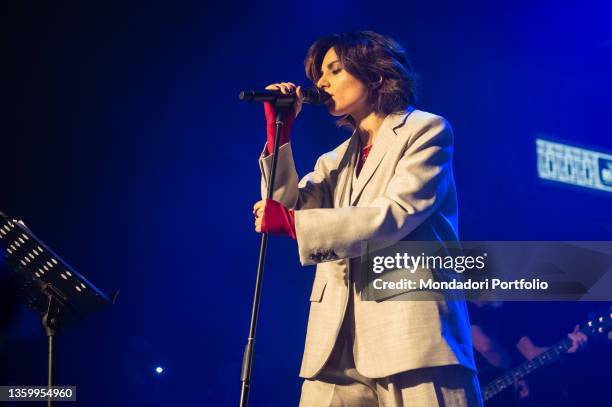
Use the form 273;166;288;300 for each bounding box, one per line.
239;99;293;407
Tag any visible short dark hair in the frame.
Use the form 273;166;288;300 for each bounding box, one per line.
304;31;418;129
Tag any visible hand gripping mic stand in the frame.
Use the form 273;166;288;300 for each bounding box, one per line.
239;97;294;407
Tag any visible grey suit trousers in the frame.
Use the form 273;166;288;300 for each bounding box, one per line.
299;283;483;407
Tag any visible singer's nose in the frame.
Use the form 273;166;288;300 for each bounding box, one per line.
316;76;329;90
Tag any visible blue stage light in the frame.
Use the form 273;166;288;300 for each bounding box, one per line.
155;366;164;374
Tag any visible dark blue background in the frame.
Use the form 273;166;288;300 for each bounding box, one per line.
2;1;611;406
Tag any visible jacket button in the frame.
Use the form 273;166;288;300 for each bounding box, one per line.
310;252;322;261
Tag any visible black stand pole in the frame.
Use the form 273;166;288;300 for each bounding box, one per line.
47;334;54;407
42;291;62;407
239;105;288;407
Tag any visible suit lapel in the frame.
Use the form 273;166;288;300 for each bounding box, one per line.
350;109;414;206
334;132;360;208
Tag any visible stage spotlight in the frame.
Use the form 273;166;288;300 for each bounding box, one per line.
155;366;164;374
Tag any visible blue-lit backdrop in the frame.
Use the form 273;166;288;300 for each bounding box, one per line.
2;1;611;406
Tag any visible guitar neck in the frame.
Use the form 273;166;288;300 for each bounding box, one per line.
481;336;572;401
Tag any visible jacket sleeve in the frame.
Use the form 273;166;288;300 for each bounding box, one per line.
294;116;453;266
259;142;334;210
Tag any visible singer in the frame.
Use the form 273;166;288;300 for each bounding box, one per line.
252;31;481;406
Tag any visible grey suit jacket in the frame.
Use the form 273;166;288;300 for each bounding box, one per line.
259;108;476;379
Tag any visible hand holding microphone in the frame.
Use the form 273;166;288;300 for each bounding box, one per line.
239;82;329;155
262;83;303;155
265;82;305;117
239;83;329;107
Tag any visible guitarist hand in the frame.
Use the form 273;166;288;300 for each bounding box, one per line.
513;379;530;399
567;324;588;353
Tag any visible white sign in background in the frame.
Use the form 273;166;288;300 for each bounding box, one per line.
536;138;612;193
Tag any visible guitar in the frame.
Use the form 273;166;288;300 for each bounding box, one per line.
481;306;612;401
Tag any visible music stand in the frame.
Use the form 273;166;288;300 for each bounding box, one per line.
0;211;116;406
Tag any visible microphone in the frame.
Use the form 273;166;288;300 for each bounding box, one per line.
238;86;330;105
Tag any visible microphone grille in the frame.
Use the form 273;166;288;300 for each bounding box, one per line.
303;87;330;105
